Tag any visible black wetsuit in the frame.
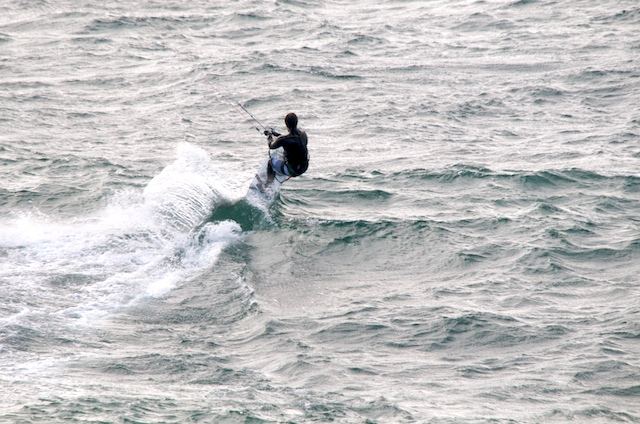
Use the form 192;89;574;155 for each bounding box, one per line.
269;129;309;176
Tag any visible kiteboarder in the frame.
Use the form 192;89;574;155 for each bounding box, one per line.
265;112;309;184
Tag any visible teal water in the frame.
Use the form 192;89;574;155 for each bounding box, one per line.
1;0;639;422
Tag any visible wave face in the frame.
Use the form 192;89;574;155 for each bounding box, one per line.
1;0;640;422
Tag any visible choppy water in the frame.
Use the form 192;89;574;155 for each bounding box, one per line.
1;0;640;422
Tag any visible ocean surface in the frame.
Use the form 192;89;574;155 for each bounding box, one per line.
1;0;639;422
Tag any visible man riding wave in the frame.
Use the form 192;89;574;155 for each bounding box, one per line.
265;112;309;184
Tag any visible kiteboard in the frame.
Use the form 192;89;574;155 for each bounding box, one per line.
246;148;286;208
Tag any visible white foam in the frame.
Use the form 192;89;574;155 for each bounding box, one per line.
144;270;183;298
0;143;242;325
142;220;241;298
0;307;30;328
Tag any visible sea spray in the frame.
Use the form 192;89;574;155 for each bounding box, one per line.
0;143;241;325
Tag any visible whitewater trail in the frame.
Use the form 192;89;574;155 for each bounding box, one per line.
0;143;244;326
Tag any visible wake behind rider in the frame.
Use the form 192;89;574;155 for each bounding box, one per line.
266;112;309;183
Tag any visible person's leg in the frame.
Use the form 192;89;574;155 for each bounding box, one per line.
268;157;289;183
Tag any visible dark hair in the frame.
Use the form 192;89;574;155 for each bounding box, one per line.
285;112;298;130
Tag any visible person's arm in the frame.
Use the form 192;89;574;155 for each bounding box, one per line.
268;134;287;149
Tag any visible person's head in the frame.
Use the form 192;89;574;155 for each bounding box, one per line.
285;112;298;131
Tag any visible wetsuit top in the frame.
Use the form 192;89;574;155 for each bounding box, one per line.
269;129;309;176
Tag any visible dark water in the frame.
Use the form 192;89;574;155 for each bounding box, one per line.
1;0;639;422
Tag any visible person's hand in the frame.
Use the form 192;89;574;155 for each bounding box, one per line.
267;134;273;145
